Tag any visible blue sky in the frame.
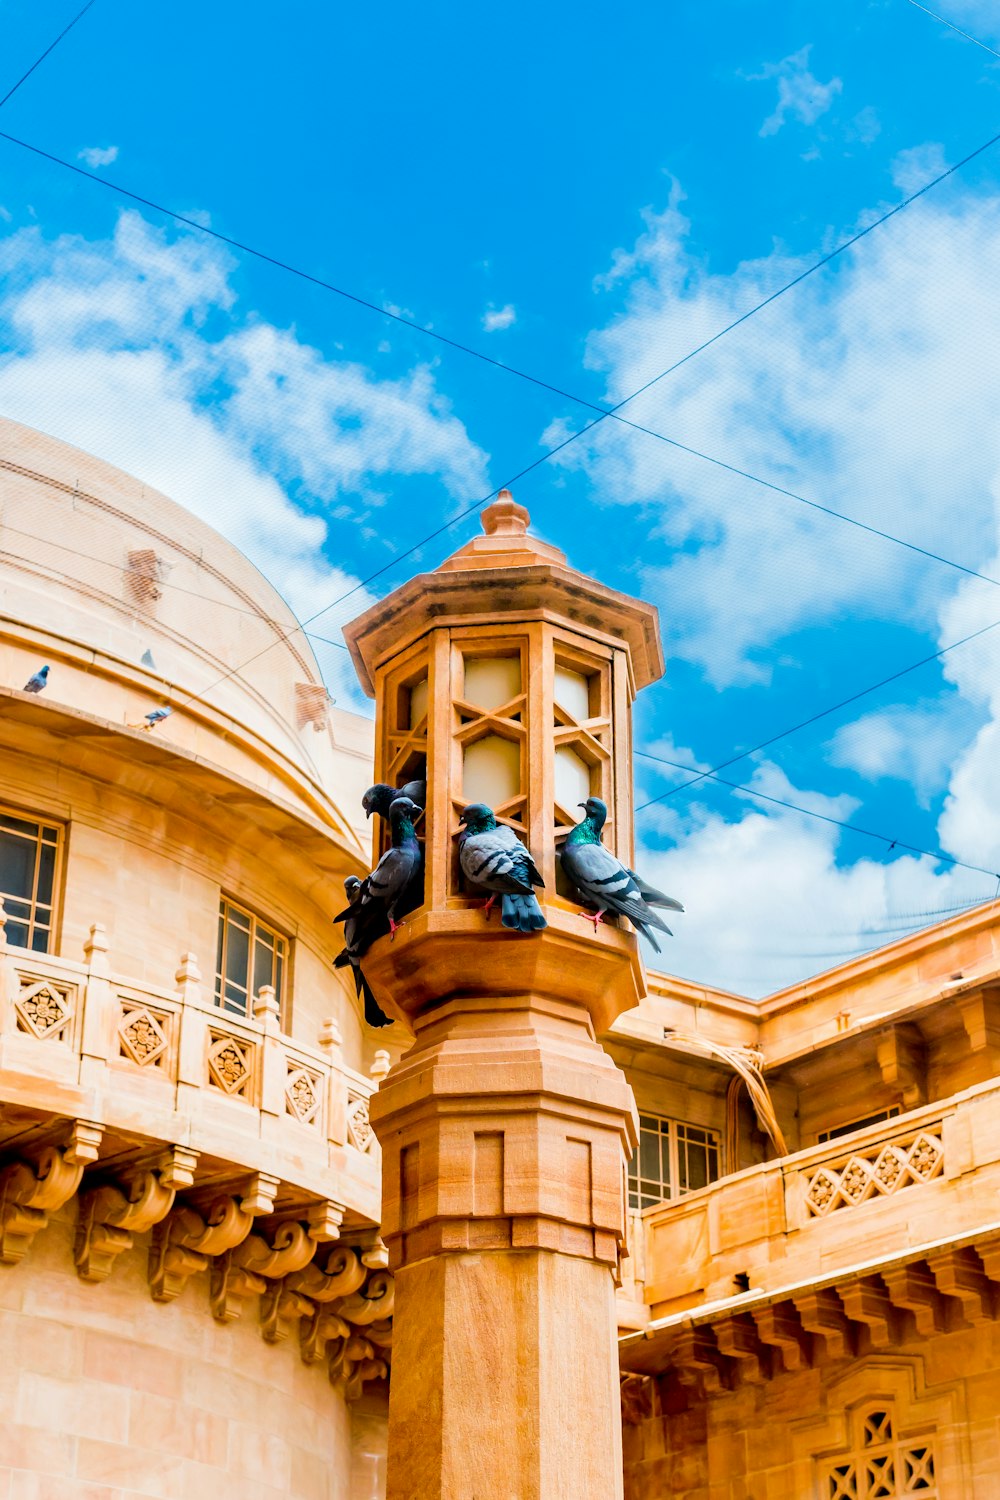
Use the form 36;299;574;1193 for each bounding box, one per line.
2;0;1000;994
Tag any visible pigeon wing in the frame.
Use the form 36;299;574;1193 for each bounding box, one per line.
626;868;684;913
460;829;534;894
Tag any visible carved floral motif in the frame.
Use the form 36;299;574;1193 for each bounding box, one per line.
118;1004;169;1067
207;1033;253;1098
285;1065;320;1125
347;1096;373;1152
15;979;73;1041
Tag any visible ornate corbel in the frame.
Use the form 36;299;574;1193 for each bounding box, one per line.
75;1147;195;1283
0;1120;103;1266
210;1220;316;1324
260;1283;317;1344
300;1307;352;1365
338;1266;395;1325
148;1194;255;1303
328;1332;388;1400
288;1244;367;1303
620;1373;654;1425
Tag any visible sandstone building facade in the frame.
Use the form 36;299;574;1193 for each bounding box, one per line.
0;417;998;1497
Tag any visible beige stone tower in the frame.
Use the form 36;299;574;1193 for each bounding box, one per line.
343;492;664;1499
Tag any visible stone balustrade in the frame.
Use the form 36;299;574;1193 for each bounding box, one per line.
0;911;395;1398
639;1077;1000;1321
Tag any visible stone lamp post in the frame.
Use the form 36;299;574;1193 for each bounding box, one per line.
343;492;664;1500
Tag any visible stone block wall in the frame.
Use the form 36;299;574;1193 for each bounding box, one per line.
0;1204;369;1500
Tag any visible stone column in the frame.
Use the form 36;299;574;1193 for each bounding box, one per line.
343;495;664;1500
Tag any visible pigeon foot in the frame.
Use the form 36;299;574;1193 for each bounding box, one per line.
482;895;496;919
579;908;605;932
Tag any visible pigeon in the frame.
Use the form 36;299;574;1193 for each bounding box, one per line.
333;876;392;1028
358;796;424;936
457;802;546;933
23;665;49;693
559;796;683;954
141;649;156;670
144;706;172;730
362;780;427;821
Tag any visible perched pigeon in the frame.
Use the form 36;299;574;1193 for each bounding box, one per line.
144;706;172;730
458;802;546;933
23;665;49;693
140;649;156;670
362;780;427;821
560;796;683;954
359;796;423;935
333;875;392;1028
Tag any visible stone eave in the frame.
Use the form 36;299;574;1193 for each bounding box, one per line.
0;689;367;883
619;1216;1000;1379
343;563;664;696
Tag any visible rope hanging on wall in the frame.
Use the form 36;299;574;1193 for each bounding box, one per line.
663;1029;789;1165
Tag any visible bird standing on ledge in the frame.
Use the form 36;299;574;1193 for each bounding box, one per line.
560;796;682;952
360;796;423;937
458;803;546;932
333;875;392;1028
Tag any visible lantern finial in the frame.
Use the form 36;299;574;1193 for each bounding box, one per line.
481;491;530;537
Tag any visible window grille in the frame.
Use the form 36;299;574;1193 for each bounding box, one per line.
818;1108;901;1145
823;1408;937;1498
628;1113;720;1209
215;898;287;1020
0;807;60;953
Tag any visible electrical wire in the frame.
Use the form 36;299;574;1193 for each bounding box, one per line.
904;0;1000;61
0;0;98;111
4;123;1000;611
634;747;1000;881
635;613;1000;811
0;520;351;649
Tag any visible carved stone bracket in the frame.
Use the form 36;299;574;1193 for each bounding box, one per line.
876;1023;927;1109
0;1120;103;1266
329;1330;389;1400
210;1220;316;1324
75;1148;197;1283
620;1373;654;1425
148;1193;256;1303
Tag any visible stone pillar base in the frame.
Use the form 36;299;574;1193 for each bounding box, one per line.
387;1247;622;1500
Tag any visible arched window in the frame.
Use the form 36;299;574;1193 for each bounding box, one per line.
824;1406;937;1498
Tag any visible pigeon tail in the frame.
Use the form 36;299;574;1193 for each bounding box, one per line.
634;919;664;955
362;973;392;1028
500;891;547;933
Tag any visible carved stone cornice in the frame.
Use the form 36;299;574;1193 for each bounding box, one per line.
210;1220;317;1324
0;1120;103;1265
75;1146;198;1282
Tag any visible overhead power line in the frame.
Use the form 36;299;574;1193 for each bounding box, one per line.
635;613;1000;812
634;747;1000;882
904;0;1000;61
0;0;98;111
4;124;1000;608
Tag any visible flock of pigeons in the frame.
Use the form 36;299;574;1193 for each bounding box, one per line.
335;780;684;1028
21;665;684;1029
22;663;172;730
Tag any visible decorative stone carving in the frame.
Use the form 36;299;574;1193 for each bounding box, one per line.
804;1130;944;1217
328;1331;388;1400
149;1194;255;1303
300;1306;352;1365
75;1148;197;1282
347;1094;374;1151
289;1244;367;1303
0;1121;103;1265
259;1283;316;1344
207;1031;254;1099
286;1064;321;1125
210;1220;316;1324
306;1199;345;1242
117;1001;170;1068
15;976;74;1041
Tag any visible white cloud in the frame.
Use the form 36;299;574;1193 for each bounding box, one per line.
544;172;1000;687
482;303;516;332
635;757;989;997
77;145;119;169
0;212;488;702
751;46;843;137
828;698;982;808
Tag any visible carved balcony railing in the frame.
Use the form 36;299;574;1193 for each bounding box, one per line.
635;1078;1000;1323
0;914;385;1235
